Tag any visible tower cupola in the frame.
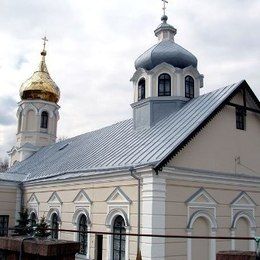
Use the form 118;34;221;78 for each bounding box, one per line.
19;37;60;103
131;4;204;130
8;37;60;166
135;15;197;71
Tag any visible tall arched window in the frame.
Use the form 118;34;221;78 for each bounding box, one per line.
158;73;171;96
30;212;37;228
41;111;48;129
78;215;88;255
51;213;59;239
17;112;22;133
185;76;195;98
113;216;126;260
138;79;145;101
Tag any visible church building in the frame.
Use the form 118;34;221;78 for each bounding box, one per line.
0;6;260;260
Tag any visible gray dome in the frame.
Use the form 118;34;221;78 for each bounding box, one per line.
135;40;198;70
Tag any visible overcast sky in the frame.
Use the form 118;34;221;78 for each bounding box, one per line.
0;0;260;159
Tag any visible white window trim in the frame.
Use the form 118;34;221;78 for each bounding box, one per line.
230;192;256;251
187;210;217;260
46;207;62;239
73;208;91;260
105;208;130;260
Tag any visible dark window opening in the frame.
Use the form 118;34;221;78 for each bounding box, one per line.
30;212;37;227
78;215;88;255
51;213;59;239
236;107;246;130
96;234;103;260
41;111;48;129
113;215;126;260
158;74;171;96
185;76;195;99
138;79;145;101
0;215;9;237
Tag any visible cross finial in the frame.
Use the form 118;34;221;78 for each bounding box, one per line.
162;0;168;16
42;36;48;51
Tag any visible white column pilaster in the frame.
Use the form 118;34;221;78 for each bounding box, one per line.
141;173;166;260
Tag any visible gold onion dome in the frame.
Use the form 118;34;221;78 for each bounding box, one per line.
20;40;60;103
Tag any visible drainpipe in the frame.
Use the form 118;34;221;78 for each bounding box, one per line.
19;182;24;209
129;167;142;260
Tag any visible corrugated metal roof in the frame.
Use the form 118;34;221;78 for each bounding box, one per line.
7;81;243;182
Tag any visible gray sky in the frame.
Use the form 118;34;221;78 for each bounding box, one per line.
0;0;260;159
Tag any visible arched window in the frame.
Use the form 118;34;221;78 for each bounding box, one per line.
158;73;171;96
41;111;48;129
185;76;195;99
51;213;59;239
138;79;145;101
29;212;37;227
17;112;22;133
113;215;126;260
78;215;88;255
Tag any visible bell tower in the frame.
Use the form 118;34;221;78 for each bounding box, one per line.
8;38;60;166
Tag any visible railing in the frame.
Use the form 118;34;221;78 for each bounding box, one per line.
1;227;260;260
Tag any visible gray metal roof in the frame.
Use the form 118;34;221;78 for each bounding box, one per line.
135;40;198;70
7;81;244;182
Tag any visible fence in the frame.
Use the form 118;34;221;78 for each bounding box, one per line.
1;227;260;260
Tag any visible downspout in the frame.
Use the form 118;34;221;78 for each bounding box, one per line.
19;182;24;211
129;167;142;260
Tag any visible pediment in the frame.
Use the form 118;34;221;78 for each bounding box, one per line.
186;188;217;206
106;187;132;205
47;192;62;205
27;193;39;205
73;189;92;204
231;192;256;207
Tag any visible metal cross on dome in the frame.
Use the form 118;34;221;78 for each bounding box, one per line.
42;36;48;51
162;0;169;16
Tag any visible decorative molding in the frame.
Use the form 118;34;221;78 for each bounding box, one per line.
73;189;92;205
106;187;132;205
27;193;40;217
230;191;256;208
72;208;91;226
187;210;217;260
105;208;130;228
46;207;61;223
162;166;260;187
47;191;63;205
186;187;217;207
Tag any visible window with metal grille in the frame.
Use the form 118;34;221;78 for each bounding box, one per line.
236;107;246;130
113;216;126;260
138;79;145;101
78;215;88;255
0;215;9;237
158;73;171;96
51;213;59;239
41;111;48;129
185;76;194;98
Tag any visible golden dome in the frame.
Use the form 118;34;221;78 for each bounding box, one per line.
20;41;60;103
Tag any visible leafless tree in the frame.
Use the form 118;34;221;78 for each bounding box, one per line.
0;158;8;172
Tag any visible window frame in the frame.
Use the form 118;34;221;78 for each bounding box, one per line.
0;215;9;237
78;214;88;255
185;75;195;99
113;215;126;260
236;107;246;130
138;78;146;101
40;111;49;129
158;73;171;96
51;213;59;239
